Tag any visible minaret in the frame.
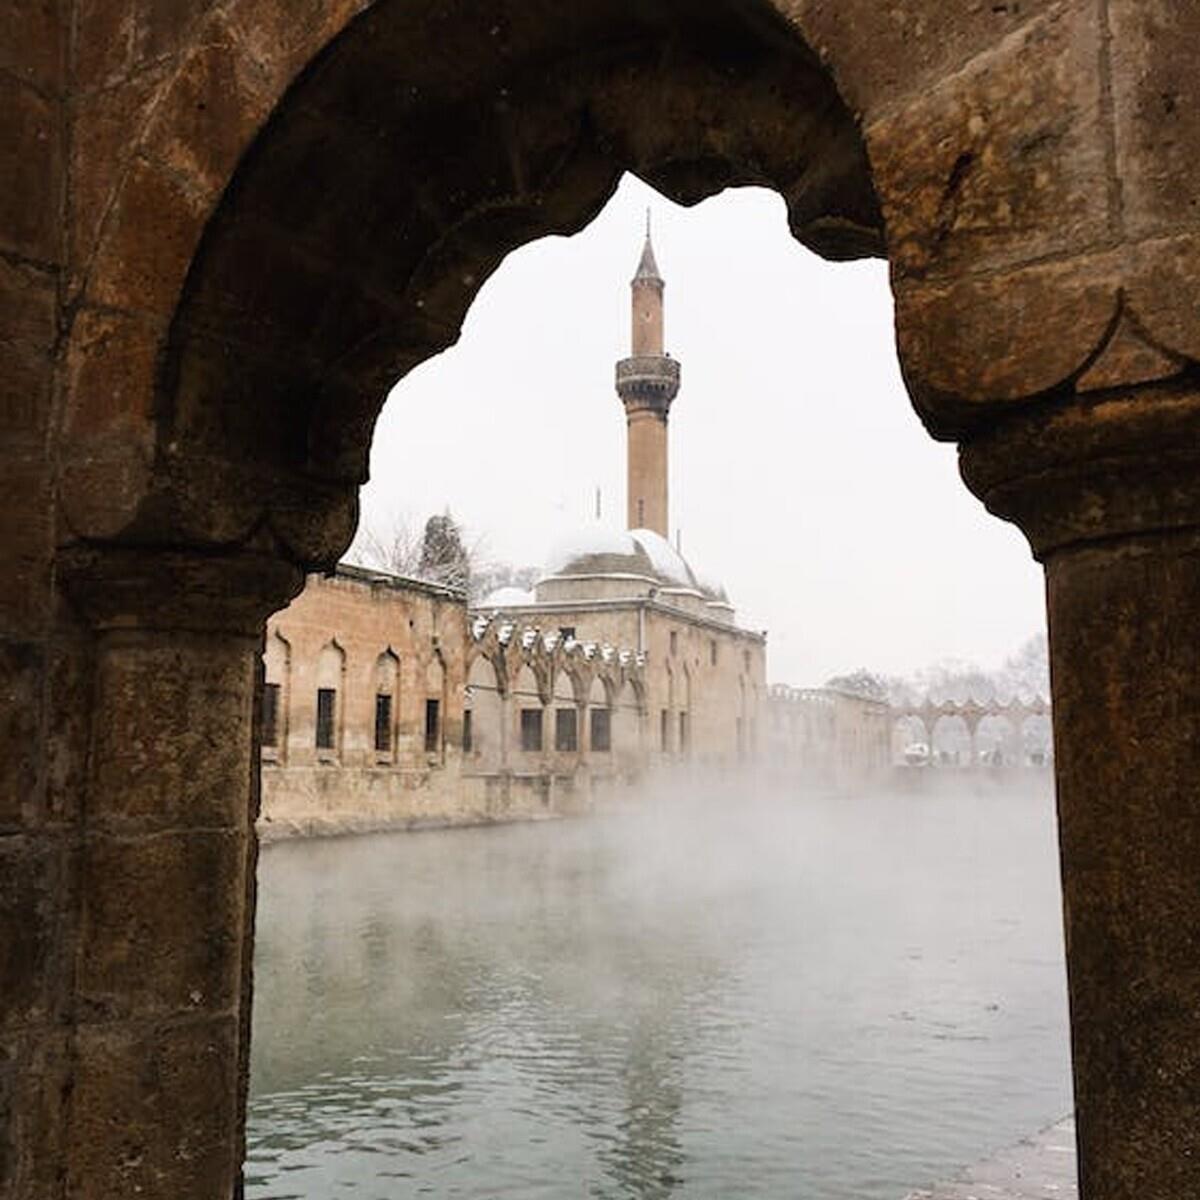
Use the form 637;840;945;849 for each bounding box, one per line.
615;214;680;537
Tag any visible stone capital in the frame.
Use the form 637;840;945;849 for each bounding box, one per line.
59;544;304;637
959;382;1200;560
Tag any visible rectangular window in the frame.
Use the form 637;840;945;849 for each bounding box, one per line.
660;708;670;752
555;707;578;752
743;648;751;671
374;693;393;754
315;688;336;751
710;640;718;667
559;626;576;641
590;707;611;753
262;682;280;748
669;630;678;656
424;698;440;754
679;711;689;754
521;707;543;752
463;709;473;753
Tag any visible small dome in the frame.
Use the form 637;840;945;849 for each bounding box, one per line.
544;524;726;601
480;585;536;608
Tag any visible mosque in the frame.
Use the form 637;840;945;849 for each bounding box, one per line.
258;227;878;837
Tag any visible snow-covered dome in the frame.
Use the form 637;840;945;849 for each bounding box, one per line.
542;525;728;602
480;585;536;608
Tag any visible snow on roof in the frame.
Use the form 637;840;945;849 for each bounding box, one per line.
543;523;729;601
628;527;694;589
481;585;536;608
545;525;639;576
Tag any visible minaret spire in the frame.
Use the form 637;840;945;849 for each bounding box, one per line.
615;214;680;537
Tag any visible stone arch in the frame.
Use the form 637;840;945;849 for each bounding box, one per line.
465;651;505;772
679;664;693;757
372;649;400;757
64;0;886;558
588;673;612;756
551;665;581;755
315;638;346;756
613;677;643;772
513;662;544;756
19;5;1200;1196
423;650;447;758
929;713;971;766
975;713;1018;766
892;714;930;764
662;661;676;754
262;628;291;757
1021;713;1054;766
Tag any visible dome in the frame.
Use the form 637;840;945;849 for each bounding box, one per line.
480;585;536;608
543;525;727;602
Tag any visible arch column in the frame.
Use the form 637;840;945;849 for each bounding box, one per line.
962;383;1200;1199
54;544;302;1199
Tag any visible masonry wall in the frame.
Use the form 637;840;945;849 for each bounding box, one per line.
474;600;766;770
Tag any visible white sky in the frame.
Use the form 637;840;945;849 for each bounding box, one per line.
355;175;1046;687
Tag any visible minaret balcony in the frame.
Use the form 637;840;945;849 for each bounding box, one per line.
616;355;681;408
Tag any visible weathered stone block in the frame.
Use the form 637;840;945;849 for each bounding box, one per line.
894;250;1119;427
1125;233;1200;365
74;0;211;92
785;0;1059;119
0;75;61;264
78;830;246;1021
62;308;159;438
0;0;66;92
87;154;207;316
0;642;44;829
1110;0;1200;240
869;3;1110;281
0;457;53;644
67;1017;239;1199
0;1030;71;1200
0;256;56;443
143;12;271;196
89;635;255;830
0;836;68;1029
69;64;171;271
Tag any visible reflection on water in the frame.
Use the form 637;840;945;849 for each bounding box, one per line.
247;785;1072;1199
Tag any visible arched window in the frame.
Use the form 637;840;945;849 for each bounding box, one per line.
315;640;345;756
588;675;611;754
262;630;291;758
424;653;445;758
373;650;399;758
465;654;504;769
514;664;543;754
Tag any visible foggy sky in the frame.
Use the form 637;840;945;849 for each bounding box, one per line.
354;175;1046;687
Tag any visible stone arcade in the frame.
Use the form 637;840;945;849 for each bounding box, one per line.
4;3;1200;1197
259;228;768;835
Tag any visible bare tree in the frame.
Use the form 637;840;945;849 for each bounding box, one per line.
345;512;424;577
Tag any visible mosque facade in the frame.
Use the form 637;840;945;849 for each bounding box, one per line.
257;228;879;837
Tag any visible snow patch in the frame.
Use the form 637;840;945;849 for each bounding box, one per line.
481;585;536;608
545;524;637;574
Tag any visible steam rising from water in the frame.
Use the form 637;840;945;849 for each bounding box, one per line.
247;776;1070;1199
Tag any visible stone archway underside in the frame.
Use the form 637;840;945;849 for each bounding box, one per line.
7;3;1200;1199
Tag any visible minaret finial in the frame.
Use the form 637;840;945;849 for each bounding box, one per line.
633;212;662;283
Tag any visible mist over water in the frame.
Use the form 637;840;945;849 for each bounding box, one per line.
246;779;1071;1199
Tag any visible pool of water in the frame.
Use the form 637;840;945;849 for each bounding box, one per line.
246;781;1072;1199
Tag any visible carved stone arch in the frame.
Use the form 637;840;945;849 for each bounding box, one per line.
63;0;887;560
465;642;508;699
625;673;648;716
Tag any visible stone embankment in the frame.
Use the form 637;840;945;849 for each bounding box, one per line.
904;1117;1077;1200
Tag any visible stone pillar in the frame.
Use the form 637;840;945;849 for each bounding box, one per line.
961;383;1200;1200
57;546;301;1200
